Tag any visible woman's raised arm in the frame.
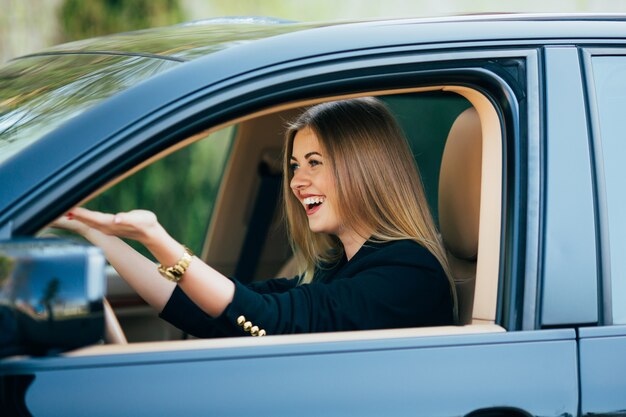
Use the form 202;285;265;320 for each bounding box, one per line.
54;207;234;316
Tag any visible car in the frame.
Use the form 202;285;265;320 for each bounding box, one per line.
1;13;626;417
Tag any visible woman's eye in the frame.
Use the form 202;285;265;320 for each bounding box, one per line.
289;163;299;172
309;159;321;167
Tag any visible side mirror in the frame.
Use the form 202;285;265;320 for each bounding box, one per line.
0;238;105;358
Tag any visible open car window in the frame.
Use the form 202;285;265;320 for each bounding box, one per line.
76;87;503;345
86;126;235;258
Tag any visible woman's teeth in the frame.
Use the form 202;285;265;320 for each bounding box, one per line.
304;196;325;205
304;196;325;210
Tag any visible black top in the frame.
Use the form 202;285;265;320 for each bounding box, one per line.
159;239;454;338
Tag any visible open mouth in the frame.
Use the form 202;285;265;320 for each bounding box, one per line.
303;196;325;216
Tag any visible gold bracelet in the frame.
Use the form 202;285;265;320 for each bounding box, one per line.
157;246;194;282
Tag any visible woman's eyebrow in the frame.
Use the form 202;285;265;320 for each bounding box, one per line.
304;151;322;159
290;151;322;161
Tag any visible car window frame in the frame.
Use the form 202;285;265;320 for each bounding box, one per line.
115;48;535;335
20;47;537;348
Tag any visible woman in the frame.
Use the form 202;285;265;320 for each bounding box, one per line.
55;97;457;338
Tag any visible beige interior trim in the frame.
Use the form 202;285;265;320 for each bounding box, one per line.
443;86;502;323
471;318;497;326
67;324;505;358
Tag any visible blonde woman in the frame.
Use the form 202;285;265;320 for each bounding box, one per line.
55;97;457;337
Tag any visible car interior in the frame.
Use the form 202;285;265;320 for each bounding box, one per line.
56;85;505;355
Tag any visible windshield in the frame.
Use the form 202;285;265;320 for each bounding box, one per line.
0;54;180;165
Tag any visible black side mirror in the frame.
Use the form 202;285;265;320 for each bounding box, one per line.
0;238;105;358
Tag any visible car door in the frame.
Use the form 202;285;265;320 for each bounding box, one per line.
577;47;626;416
1;32;577;417
1;329;577;417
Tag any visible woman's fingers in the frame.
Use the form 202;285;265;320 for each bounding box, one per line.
67;207;158;241
49;212;90;235
50;216;74;231
121;210;157;226
71;207;116;227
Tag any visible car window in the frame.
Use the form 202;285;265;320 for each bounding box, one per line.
85;88;499;343
591;55;626;324
86;126;235;257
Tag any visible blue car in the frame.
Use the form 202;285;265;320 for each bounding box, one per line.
1;14;625;417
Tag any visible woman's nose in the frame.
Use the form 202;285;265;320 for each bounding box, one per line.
290;169;310;190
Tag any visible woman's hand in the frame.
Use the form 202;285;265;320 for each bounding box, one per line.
63;207;162;244
53;207;235;317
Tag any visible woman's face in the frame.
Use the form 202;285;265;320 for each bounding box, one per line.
290;127;342;236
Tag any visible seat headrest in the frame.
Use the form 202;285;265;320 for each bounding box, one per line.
438;107;482;261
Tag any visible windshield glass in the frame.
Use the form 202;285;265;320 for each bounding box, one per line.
0;54;179;165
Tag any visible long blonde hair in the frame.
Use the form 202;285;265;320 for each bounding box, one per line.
282;97;458;322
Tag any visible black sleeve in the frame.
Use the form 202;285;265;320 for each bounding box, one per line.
159;285;229;338
158;276;299;338
160;261;452;338
246;276;299;294
215;264;453;336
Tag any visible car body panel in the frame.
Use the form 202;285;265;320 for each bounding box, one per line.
540;46;599;327
2;329;577;417
579;325;626;416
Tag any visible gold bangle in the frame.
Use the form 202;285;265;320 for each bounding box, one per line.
157;246;194;282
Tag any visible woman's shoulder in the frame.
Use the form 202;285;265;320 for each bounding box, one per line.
355;239;443;272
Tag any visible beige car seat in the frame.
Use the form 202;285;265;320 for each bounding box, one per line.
438;107;482;325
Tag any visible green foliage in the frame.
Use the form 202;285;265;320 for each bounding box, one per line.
59;0;186;41
0;254;15;286
86;127;234;258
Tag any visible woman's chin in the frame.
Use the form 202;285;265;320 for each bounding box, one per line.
307;220;326;234
307;222;339;236
307;225;324;234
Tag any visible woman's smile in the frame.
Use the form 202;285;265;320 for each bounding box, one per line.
302;195;326;216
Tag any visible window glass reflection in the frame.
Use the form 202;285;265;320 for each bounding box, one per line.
0;54;178;164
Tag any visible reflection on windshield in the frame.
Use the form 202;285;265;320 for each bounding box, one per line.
46;22;319;61
0;54;179;164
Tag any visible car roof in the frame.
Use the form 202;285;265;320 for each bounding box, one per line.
21;17;330;62
16;13;626;61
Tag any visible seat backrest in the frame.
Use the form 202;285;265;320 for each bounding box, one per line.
438;107;482;325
